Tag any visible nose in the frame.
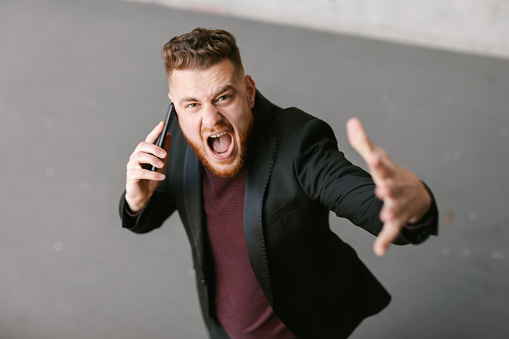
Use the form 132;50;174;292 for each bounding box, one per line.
202;104;223;126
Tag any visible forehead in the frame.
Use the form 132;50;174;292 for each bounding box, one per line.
169;59;242;98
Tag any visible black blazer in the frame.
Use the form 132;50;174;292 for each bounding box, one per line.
119;91;438;338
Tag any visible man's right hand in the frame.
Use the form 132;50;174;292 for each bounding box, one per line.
125;121;172;213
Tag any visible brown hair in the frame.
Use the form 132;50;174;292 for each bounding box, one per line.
162;27;244;80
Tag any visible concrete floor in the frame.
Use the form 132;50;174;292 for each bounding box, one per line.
1;0;508;338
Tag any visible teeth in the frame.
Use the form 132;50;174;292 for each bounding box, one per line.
210;132;227;138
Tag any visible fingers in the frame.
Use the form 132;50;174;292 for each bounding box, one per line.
374;220;403;256
126;128;171;183
366;153;390;184
140;122;171;168
347;118;397;183
346;118;374;160
374;177;401;201
374;179;411;256
145;120;165;144
126;151;166;183
126;167;166;182
128;149;164;169
129;140;166;163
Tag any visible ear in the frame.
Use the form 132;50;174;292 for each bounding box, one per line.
245;74;256;109
168;92;172;101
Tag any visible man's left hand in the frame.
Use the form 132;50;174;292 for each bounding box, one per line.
346;118;431;257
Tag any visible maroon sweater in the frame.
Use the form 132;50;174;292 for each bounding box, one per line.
203;167;295;339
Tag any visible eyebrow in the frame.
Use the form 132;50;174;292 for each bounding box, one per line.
214;85;236;98
178;85;236;106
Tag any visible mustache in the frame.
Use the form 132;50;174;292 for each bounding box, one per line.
201;121;233;135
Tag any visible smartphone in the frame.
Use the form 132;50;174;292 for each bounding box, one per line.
151;102;175;171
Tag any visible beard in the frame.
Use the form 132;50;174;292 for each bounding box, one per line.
181;112;254;178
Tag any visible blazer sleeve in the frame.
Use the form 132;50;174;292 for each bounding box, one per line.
118;177;177;234
294;118;437;245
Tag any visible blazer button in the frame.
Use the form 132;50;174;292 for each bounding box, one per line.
201;278;207;285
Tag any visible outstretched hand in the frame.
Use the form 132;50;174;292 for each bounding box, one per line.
346;118;431;256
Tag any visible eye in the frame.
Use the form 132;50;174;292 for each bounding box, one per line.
217;94;231;102
186;103;198;109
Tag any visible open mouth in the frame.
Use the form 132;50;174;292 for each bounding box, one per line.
207;132;234;158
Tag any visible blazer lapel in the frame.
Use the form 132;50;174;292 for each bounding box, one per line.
244;93;278;306
182;145;207;274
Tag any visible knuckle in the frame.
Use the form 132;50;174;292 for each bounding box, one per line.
127;168;140;177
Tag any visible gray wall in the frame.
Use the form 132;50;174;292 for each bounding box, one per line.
130;0;509;59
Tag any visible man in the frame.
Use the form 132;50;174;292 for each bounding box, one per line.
119;28;438;338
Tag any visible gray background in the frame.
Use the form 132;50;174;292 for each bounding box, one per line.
136;0;509;59
1;0;508;338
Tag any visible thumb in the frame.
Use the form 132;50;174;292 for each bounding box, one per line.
347;118;375;161
373;220;401;256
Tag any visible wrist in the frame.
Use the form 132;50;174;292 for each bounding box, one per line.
407;184;432;224
125;195;147;214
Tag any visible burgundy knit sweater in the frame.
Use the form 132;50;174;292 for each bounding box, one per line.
203;167;295;339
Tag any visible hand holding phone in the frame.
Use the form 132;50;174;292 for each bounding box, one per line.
125;103;176;213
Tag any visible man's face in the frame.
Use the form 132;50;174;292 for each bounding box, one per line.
168;59;256;177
